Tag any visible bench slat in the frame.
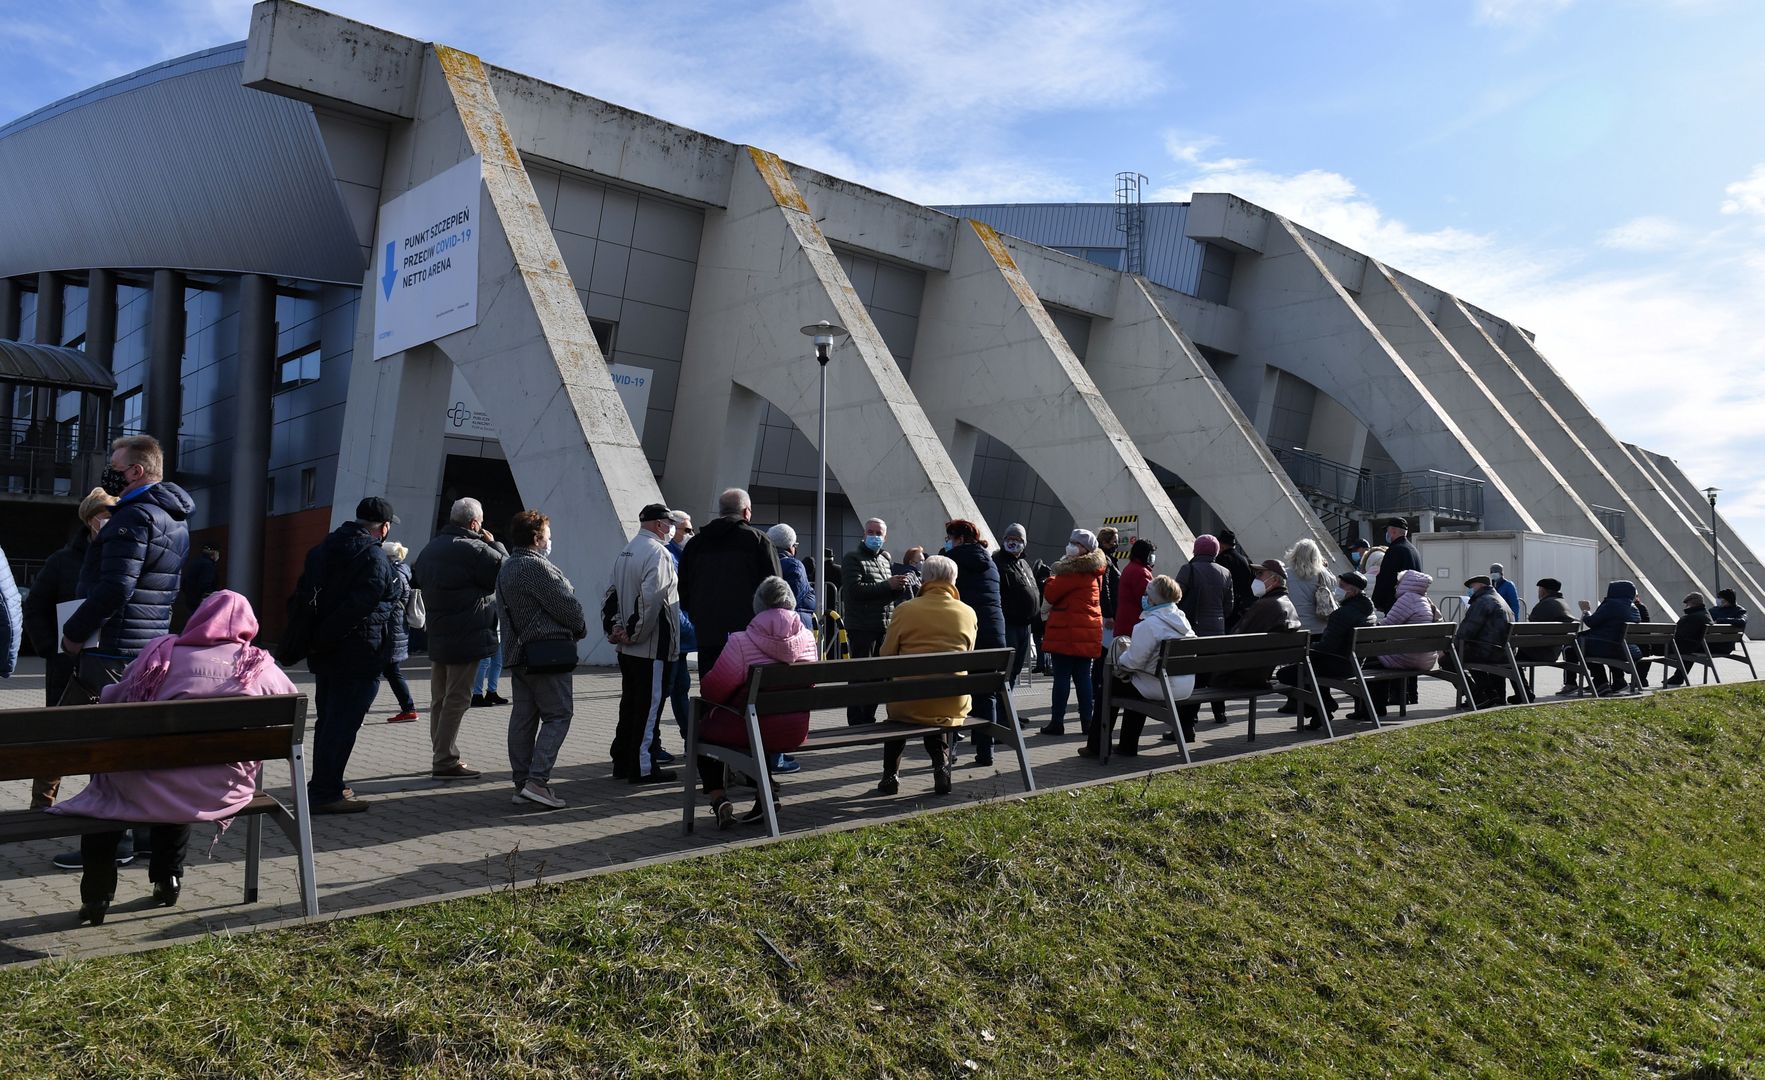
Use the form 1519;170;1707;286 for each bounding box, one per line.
0;728;293;783
0;794;286;845
758;673;1009;714
749;649;1012;690
0;695;307;747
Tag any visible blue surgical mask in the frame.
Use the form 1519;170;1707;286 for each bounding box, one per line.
1141;595;1152;611
943;539;954;552
863;534;883;552
1351;551;1362;565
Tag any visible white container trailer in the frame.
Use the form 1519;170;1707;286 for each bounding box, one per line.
1412;531;1599;621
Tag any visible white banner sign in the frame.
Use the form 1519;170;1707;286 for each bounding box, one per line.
373;156;483;360
445;362;652;441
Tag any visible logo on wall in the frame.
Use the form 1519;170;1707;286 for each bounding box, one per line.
447;401;471;429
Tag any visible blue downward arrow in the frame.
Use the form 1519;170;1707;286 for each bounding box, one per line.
381;241;397;300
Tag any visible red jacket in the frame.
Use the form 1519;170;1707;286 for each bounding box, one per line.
1115;559;1153;636
1042;550;1107;658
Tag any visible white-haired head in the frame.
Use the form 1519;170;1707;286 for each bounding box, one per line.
767;523;797;550
920;554;958;585
449;497;483;528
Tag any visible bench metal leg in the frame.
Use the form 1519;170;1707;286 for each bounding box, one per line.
1348;658;1381;729
681;700;701;835
1161;680;1191;766
1507;649;1530;705
748;706;781;840
1098;677;1115;765
287;745;319;918
999;691;1037;791
1246;697;1257;742
244;812;263;904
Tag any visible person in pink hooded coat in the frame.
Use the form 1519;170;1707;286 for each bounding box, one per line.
695;576;819;829
1360;569;1440;718
50;589;298;925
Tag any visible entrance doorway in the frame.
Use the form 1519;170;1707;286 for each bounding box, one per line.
437;454;524;537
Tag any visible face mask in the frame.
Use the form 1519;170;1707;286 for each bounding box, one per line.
99;465;129;496
1251;579;1267;598
1491;572;1503;583
942;539;955;552
863;534;884;552
1004;540;1023;554
1333;587;1346;602
1064;543;1080;558
538;541;553;558
1462;593;1474;606
1141;595;1152;611
1351;552;1362;565
1146;554;1157;568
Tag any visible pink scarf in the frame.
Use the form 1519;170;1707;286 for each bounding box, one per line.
111;590;276;703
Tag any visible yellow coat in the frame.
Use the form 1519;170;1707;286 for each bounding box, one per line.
879;579;979;725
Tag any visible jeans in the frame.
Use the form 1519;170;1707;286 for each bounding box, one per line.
669;652;693;737
1050;652;1096;731
383;660;415;712
508;668;574;788
474;650;504;695
308;671;382;804
1004;622;1032;688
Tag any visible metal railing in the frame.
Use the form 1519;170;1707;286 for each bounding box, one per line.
1272;445;1486;523
0;417;109;498
1591;504;1628;543
1270;446;1366;506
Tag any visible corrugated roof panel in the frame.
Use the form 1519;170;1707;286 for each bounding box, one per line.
933;202;1208;297
0;56;362;283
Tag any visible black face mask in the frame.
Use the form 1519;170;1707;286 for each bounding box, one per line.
99;465;130;496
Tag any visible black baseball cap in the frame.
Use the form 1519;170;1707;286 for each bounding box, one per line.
639;502;674;523
356;496;399;524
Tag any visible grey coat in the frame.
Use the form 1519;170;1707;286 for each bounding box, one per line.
497;549;587;667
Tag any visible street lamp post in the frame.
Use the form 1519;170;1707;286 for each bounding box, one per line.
801;320;849;647
1704;487;1720;594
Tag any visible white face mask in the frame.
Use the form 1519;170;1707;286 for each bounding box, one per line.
1250;579;1267;598
1064;543;1080;558
1146;554;1157;568
539;541;553;558
1004;540;1024;554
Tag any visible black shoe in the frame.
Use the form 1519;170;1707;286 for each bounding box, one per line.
152;875;182;907
1038;723;1066;737
611;763;632;780
1114;744;1140;758
739;798;779;824
484;692;510;706
1507;694;1528;705
972;752;994;767
470;693;486;707
1076;745;1098;759
629;769;678;785
312;797;371;814
712;798;736;830
78;901;108;926
1276;701;1299;715
876;775;900;795
933;765;952;795
1161;730;1179;742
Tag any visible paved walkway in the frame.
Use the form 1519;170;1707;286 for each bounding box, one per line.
0;654;1578;966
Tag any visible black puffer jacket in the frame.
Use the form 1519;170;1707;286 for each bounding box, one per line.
303;521;399;676
948;542;1005;648
413;525;507;664
66;483;194;657
23;531;87;657
679;516;783;641
993;549;1039;626
1316;591;1377;658
1372;535;1423;613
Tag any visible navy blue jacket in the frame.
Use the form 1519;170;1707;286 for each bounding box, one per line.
1316;592;1376;657
1492;577;1521;617
778;552;817;629
302;522;400;676
1581;580;1641;656
387;559;413;663
67;482;194;657
948;542;1006;649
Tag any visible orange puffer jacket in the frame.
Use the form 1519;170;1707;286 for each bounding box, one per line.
1041;549;1107;658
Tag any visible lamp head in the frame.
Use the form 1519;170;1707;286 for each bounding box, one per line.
1705;486;1720;504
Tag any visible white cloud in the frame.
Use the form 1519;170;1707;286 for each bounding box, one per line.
1720;164;1765;215
1475;0;1576;26
1157;137;1765;557
1600;215;1686;250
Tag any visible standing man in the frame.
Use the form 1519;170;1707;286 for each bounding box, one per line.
840;517;911;725
677;488;780;677
414;497;508;781
993;523;1039;688
1371;517;1422;614
61;435;194;690
604;503;681;784
301;497;402;813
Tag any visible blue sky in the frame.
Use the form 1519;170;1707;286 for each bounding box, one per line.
3;0;1763;558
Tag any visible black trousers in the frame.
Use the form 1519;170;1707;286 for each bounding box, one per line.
613;653;673;778
845;628;886;725
881;730;950;776
80;825;190;904
1087;675;1164;755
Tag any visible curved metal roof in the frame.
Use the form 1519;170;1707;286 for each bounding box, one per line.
0;44;363;284
0;340;118;392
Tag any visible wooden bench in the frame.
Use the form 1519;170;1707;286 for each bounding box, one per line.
681;648;1027;839
1631;622;1698;688
1472;621;1597;702
0;695;318;917
1690;624;1757;683
1322;623;1480;722
1096;631;1327;765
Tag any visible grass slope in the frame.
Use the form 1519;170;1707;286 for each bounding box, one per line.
6;687;1765;1077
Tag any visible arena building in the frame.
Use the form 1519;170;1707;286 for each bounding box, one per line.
2;0;1757;653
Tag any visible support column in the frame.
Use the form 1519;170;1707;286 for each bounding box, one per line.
910;220;1188;554
0;278;18;340
147;269;185;475
34;272;62;346
86;270;117;370
668;147;983;544
230;274;276;610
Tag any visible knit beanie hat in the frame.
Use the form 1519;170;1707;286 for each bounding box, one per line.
1192;534;1220;557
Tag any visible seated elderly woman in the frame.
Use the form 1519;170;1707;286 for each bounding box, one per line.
877;554;977;796
48;590;298;926
696;576;820;828
1083;574;1196;759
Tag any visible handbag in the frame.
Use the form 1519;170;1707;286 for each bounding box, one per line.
1314;579;1339;618
521;637;579;674
405;586;427;630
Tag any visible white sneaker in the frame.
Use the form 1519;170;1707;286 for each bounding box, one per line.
517;781;565;808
